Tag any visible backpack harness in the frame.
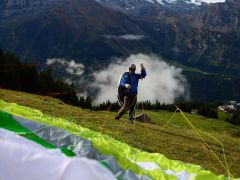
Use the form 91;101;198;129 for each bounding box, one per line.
117;72;137;108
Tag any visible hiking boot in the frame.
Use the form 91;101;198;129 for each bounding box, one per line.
128;117;134;124
128;120;134;124
115;115;120;120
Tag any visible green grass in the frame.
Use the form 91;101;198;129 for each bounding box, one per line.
0;89;240;178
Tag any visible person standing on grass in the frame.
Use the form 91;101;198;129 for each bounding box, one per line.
115;63;146;123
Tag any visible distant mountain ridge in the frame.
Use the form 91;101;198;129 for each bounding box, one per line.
0;0;239;76
0;0;152;64
94;0;227;15
95;0;226;8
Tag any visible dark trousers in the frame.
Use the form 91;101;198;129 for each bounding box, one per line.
117;93;137;119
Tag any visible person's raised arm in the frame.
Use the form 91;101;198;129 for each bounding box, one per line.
136;63;146;79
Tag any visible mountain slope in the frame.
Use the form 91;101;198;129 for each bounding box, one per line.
0;0;239;76
0;0;155;64
95;0;227;13
130;0;240;75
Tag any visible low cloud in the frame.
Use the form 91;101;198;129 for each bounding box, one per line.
46;58;85;84
91;54;189;104
46;58;85;76
46;55;189;104
104;34;145;40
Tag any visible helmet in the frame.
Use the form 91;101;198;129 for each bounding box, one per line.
129;64;136;70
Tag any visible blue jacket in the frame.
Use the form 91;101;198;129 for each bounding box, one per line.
119;68;147;94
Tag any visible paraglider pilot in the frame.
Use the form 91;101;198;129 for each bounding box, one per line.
115;63;146;123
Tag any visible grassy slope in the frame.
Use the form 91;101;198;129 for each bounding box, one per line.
0;89;240;177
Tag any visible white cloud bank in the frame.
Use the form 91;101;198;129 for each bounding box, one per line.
46;55;189;104
46;58;85;85
46;58;85;76
91;54;189;104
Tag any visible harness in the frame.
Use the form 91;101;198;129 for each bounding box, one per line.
117;72;137;107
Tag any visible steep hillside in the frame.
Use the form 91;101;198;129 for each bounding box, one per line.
0;88;240;177
0;0;154;65
134;0;240;75
0;0;239;76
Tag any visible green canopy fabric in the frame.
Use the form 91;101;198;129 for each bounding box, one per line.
0;99;234;180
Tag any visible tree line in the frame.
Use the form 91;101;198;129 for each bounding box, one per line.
94;101;240;124
93;100;219;119
0;49;81;105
